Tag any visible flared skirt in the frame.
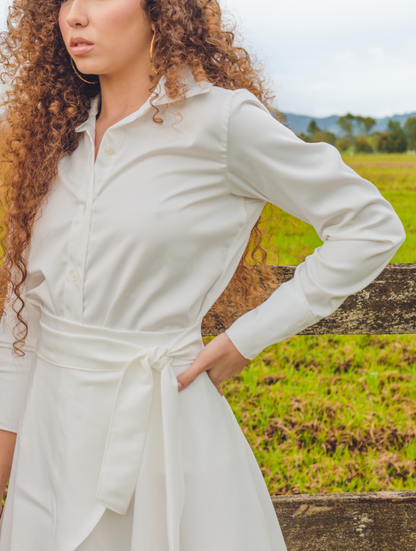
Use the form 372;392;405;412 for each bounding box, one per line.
0;311;287;551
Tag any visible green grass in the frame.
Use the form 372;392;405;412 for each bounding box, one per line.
221;153;416;495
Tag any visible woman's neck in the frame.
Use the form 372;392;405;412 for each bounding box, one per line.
97;62;159;127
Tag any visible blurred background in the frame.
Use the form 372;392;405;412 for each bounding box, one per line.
221;0;416;151
223;0;416;118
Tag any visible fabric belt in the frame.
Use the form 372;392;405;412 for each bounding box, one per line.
36;309;204;551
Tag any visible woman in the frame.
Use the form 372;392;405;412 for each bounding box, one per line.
0;0;405;549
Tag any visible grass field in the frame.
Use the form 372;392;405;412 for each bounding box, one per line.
221;153;416;495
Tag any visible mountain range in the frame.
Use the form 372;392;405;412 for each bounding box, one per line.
282;112;416;137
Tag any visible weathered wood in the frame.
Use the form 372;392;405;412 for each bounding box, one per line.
202;263;416;336
272;491;416;551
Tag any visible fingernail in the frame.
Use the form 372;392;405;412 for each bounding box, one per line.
178;382;183;392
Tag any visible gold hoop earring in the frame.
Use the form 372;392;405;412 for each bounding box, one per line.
149;32;157;74
71;57;99;85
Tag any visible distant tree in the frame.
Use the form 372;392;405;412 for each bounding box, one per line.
336;113;356;149
337;114;376;151
356;116;376;135
302;119;336;146
405;117;416;150
316;130;336;146
307;119;319;136
337;113;355;139
373;131;390;153
335;136;350;152
373;122;407;153
355;134;373;153
368;133;381;152
385;120;408;153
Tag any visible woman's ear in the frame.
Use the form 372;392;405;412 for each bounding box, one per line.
151;22;156;32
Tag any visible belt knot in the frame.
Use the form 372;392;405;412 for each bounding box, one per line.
146;346;170;372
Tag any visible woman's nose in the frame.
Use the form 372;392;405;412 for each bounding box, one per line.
65;0;89;28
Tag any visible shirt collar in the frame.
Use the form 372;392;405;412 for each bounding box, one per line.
75;69;213;133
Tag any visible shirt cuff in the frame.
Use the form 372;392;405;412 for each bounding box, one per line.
225;279;319;360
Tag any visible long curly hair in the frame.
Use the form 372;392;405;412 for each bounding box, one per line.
0;0;279;356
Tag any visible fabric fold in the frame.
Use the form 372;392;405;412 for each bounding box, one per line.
95;347;184;551
33;308;202;551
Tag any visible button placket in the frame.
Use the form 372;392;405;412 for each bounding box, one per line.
64;132;97;322
93;130;122;199
64;124;122;321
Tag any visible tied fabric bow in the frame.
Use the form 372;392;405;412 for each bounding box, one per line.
96;346;184;551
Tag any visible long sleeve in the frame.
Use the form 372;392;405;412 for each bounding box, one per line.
224;90;406;360
0;287;40;433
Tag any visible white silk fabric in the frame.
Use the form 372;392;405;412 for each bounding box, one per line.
0;71;406;551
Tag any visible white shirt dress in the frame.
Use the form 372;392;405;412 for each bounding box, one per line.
0;72;406;551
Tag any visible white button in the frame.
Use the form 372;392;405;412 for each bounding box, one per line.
71;271;79;282
104;145;114;156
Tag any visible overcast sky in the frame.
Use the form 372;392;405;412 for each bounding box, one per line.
1;0;415;118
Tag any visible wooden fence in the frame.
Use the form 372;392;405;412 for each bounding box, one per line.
203;263;416;550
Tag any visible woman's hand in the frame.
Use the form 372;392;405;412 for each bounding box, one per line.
176;332;250;396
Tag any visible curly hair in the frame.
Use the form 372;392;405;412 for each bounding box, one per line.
0;0;280;356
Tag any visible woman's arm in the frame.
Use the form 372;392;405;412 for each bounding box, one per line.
177;90;405;392
0;298;40;432
222;90;406;360
0;292;41;516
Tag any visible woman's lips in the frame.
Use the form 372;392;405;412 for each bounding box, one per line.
70;43;95;56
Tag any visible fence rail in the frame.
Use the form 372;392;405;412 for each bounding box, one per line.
203;263;416;336
273;491;416;551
